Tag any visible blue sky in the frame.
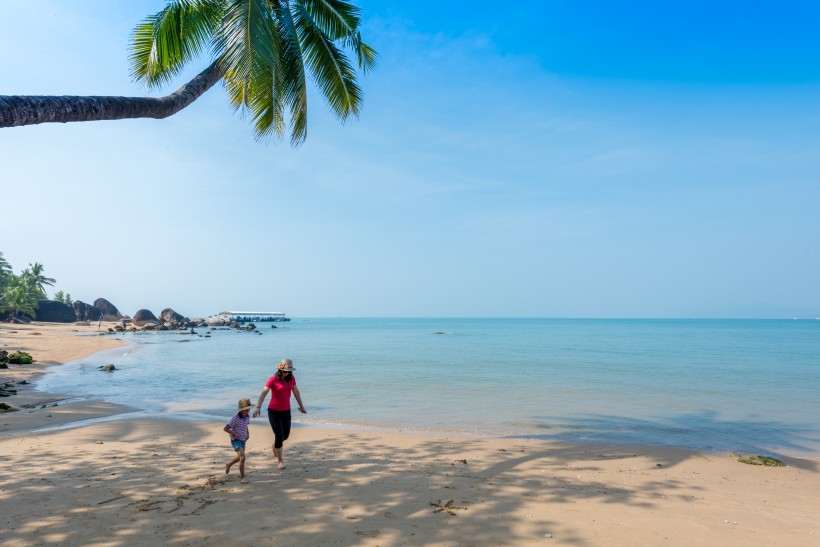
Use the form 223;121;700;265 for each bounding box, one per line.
1;0;819;318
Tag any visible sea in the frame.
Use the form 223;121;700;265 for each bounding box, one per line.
35;318;820;458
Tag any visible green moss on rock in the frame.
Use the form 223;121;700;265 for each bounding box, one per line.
7;351;33;365
737;455;785;467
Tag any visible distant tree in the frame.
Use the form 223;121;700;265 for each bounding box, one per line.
20;263;56;300
0;276;40;319
0;252;12;292
53;289;73;305
0;0;377;144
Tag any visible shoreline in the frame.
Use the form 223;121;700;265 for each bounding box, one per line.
4;322;819;460
2;322;819;545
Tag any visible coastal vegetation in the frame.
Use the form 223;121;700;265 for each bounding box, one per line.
0;0;377;143
0;252;65;321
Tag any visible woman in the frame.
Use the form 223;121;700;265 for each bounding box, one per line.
252;358;306;469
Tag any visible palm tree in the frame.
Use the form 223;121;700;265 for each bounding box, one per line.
0;276;40;319
0;252;12;292
0;0;376;144
21;263;56;300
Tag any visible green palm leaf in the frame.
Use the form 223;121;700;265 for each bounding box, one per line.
130;0;222;89
294;3;361;121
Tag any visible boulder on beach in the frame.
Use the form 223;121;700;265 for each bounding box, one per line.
8;352;33;364
99;364;116;372
159;308;188;326
205;317;228;327
132;309;158;326
73;301;102;321
35;300;77;323
94;298;123;321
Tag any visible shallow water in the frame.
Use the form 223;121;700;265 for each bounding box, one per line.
37;318;820;457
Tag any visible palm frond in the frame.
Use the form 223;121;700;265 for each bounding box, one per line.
130;0;222;89
301;0;360;39
302;0;377;72
277;4;309;145
293;3;361;121
216;0;279;111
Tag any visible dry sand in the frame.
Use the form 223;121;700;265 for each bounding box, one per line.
1;323;818;546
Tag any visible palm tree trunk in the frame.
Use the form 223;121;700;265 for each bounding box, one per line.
0;62;221;128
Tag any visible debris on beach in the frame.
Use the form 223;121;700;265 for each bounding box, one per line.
430;499;467;515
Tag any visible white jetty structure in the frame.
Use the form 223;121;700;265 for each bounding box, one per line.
218;311;291;322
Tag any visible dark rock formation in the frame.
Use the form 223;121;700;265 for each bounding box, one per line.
73;301;102;321
94;298;123;321
34;300;77;323
159;308;188;326
132;309;158;326
99;364;116;371
7;352;33;364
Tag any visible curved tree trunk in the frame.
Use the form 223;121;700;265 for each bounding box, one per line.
0;62;221;129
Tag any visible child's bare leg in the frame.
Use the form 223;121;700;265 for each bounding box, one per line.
226;451;240;474
238;447;248;483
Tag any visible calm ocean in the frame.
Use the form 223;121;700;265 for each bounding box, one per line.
36;318;820;457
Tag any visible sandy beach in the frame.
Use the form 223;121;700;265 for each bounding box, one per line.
1;323;818;546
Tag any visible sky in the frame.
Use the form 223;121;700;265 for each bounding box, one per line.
1;0;819;318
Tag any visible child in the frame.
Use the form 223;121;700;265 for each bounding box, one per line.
225;398;254;484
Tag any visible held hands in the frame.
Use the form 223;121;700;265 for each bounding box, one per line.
252;408;261;418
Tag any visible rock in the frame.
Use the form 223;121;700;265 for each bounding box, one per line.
99;364;116;371
73;300;102;321
94;298;123;321
7;351;33;365
10;316;31;324
34;299;77;323
271;325;278;329
0;402;18;413
434;331;445;335
132;309;158;326
159;308;189;326
141;323;158;331
736;455;785;467
245;323;256;331
0;363;7;369
205;317;228;327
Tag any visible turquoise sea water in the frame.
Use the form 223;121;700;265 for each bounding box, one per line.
36;318;820;457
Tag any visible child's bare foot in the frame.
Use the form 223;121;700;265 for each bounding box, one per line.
225;463;231;475
277;461;286;470
240;477;249;484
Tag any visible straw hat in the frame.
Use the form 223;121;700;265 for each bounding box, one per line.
277;358;296;372
237;398;254;411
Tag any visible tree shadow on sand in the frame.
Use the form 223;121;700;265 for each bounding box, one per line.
4;415;786;546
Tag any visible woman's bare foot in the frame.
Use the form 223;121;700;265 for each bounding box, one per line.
277;461;286;470
225;463;231;475
240;477;249;484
